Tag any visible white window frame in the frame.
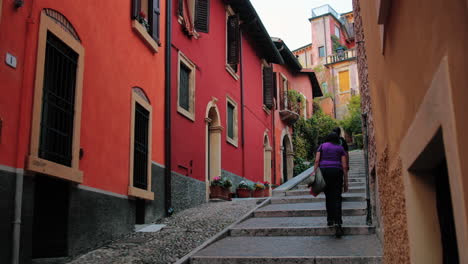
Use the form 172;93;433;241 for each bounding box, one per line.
226;96;238;147
177;51;196;121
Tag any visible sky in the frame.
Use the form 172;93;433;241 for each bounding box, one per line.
250;0;353;51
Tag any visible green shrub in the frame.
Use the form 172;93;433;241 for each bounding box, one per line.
292;103;338;174
293;157;312;176
287;90;304;114
340;95;362;137
353;134;363;149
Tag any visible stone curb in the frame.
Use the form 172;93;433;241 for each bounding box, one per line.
272;166;314;197
174;198;272;264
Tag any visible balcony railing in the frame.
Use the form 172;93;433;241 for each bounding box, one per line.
325;49;356;64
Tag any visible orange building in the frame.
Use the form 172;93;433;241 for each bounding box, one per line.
0;0;166;262
355;0;468;263
293;4;358;121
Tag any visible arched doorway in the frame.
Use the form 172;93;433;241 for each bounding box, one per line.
263;134;272;184
205;102;222;200
282;134;294;183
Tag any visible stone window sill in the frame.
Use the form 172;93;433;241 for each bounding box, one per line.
177;106;195;122
225;64;239;80
27;155;83;183
263;105;271;115
132;20;159;53
128;186;154;200
227;137;238;148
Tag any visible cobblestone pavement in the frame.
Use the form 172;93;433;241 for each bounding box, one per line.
68;199;258;264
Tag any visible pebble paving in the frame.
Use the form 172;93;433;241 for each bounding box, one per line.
67;199;258;264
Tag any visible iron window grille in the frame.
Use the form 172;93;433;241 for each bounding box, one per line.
39;32;78;167
133;103;150;190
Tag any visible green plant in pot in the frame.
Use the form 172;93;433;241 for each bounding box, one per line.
236;181;252;198
210;176;232;201
252;182;266;197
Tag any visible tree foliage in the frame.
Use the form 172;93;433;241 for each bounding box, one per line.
292;103;338;175
340;95;362;137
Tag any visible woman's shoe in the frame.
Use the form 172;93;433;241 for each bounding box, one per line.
335;224;344;238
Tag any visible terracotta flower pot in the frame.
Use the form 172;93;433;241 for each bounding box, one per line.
236;188;251;198
264;188;270;197
252;189;264;197
210;185;231;201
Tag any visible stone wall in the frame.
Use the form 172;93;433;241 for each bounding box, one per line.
353;1;411;263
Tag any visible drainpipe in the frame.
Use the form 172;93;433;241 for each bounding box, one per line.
11;169;23;264
271;100;276;186
362;112;372;225
239;26;246;178
12;2;35;263
164;0;173;216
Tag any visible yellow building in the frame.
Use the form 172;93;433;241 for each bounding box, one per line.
355;0;468;263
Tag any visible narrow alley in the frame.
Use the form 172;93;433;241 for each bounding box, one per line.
184;150;382;263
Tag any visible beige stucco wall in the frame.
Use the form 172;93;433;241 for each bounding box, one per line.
357;0;468;263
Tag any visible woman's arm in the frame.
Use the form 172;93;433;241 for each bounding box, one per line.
341;155;349;192
314;152;321;173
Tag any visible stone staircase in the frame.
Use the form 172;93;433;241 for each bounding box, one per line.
184;150;382;264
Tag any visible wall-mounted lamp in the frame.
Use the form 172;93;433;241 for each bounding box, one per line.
14;0;24;8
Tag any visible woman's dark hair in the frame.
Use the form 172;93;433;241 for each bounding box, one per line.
325;132;340;145
333;127;341;136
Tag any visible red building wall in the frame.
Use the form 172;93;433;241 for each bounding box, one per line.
171;0;272;185
0;0;166;195
272;63;316;184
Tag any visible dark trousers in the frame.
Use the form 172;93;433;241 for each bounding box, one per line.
322;168;343;225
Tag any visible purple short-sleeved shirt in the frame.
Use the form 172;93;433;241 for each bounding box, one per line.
317;142;346;169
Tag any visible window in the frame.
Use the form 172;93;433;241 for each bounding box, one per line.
39;33;78;167
226;96;238;146
262;66;274;109
28;10;84;183
178;0;211;35
318;46;325;57
129;89;154;200
339;70;350;92
226;8;240;79
178;52;196;121
131;0;160;53
335;25;340;38
279;73;288;110
322;82;328;94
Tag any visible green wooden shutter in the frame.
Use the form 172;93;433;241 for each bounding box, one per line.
195;0;210;33
227;103;234;139
227;15;240;68
149;0;160;42
177;0;183;17
132;0;141;19
263;66;274;109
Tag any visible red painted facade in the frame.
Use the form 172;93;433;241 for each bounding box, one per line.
171;0;273;184
0;0;166;195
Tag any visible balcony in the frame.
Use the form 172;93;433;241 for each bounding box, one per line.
279;109;300;125
311;4;341;22
325;48;356;65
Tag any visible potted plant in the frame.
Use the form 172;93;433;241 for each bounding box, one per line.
210;176;231;201
252;182;265;197
262;181;271;197
236;181;252;198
